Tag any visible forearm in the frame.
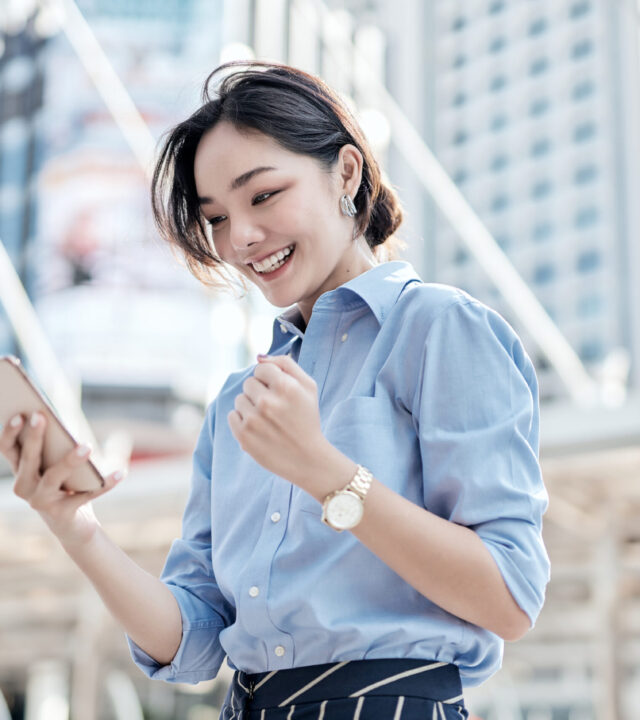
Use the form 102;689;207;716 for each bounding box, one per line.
304;443;531;641
62;526;182;665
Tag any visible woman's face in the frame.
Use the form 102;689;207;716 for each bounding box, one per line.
193;121;377;324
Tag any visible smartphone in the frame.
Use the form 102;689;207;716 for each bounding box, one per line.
0;355;105;492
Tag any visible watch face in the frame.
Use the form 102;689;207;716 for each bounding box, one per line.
327;491;363;530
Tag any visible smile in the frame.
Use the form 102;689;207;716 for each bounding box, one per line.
252;245;295;274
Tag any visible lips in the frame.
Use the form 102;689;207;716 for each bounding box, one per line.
248;243;296;279
246;244;295;269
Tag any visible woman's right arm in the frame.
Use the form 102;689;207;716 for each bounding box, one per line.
0;411;182;666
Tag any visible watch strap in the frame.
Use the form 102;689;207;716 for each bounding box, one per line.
345;465;373;501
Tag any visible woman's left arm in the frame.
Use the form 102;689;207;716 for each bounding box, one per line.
300;444;532;642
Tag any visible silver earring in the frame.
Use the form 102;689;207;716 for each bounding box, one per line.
340;194;357;218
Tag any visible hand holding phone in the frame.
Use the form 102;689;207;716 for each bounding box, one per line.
0;355;125;546
0;355;106;491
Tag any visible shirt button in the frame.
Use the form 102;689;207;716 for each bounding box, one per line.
341;333;348;342
280;323;287;333
274;645;286;657
271;512;281;523
249;586;260;597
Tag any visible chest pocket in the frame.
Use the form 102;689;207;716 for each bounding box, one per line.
295;396;402;517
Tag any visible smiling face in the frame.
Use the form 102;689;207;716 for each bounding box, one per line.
193;121;377;325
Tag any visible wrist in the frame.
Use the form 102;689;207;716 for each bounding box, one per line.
299;440;359;504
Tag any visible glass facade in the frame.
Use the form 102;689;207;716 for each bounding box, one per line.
0;17;46;356
429;0;635;401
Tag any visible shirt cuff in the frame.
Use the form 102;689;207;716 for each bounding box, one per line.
478;525;550;629
126;584;227;683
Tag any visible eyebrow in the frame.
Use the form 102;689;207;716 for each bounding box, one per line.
198;166;278;205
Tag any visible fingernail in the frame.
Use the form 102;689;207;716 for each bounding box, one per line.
257;353;269;360
113;470;125;481
75;444;91;457
30;412;41;428
10;415;22;428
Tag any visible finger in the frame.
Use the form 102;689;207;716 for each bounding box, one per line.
253;360;297;394
62;469;126;513
85;469;126;501
15;412;46;496
242;375;270;405
0;414;25;473
233;392;256;422
257;353;314;388
39;443;94;494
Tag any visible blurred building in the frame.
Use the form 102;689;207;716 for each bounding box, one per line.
424;0;640;404
0;12;48;356
33;0;228;400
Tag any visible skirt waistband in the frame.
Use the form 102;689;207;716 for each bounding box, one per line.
234;658;465;709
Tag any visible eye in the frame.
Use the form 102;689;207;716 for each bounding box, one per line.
253;190;281;205
207;215;227;227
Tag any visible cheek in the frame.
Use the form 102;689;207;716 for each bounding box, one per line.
211;231;230;261
279;195;331;239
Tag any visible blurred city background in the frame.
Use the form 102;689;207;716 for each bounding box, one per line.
0;0;639;718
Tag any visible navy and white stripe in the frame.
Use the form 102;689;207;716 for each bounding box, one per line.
220;658;468;719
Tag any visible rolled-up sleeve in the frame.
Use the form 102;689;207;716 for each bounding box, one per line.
127;398;234;682
413;299;551;628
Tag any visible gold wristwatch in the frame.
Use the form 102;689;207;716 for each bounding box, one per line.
321;465;373;532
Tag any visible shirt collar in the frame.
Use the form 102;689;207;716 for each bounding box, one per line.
326;260;423;324
268;261;423;352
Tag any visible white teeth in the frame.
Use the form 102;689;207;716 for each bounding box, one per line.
253;245;294;272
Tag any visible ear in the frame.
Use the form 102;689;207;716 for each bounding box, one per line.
336;144;364;199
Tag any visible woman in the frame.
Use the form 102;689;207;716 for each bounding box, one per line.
1;61;550;719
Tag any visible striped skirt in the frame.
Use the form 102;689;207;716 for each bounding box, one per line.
219;658;468;719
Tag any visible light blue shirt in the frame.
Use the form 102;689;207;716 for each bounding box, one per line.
127;260;550;689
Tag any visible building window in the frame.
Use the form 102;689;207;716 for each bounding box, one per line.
573;122;596;142
574;165;598;184
529;18;548;36
580;338;604;362
572;39;594;60
529;57;549;76
533;263;555;284
573;79;595;101
529;98;550;116
490;75;508;92
575;206;599;229
533;222;554;242
570;2;592;19
489;1;505;14
452;16;467;32
535;354;551;371
531;180;553;200
454;248;468;265
453;129;468;145
491;154;509;172
531;138;552;157
491;194;510;213
577;249;601;271
489;36;507;53
452;91;467;107
453;53;467;69
452;168;468;185
577;294;603;317
495;234;510;249
490;114;508;132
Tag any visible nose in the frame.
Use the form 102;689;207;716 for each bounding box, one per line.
229;215;266;252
